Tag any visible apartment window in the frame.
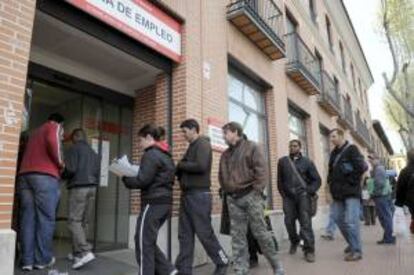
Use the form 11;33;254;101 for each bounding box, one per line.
325;16;333;50
288;107;308;156
319;125;331;174
228;72;267;145
339;42;346;74
309;0;317;22
315;50;323;83
350;63;356;90
333;76;339;94
358;79;363;100
286;11;298;34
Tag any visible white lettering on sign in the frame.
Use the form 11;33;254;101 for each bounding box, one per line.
66;0;181;61
208;119;228;152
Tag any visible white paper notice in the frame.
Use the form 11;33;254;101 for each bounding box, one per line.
109;155;139;177
91;139;110;187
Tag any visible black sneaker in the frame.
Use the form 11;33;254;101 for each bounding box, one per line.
377;238;396;245
344;252;362;262
305;252;316;263
249;258;259;269
289;243;299;255
321;234;334;241
213;264;228;275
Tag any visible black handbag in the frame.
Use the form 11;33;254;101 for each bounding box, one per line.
288;158;318;217
220;194;231;235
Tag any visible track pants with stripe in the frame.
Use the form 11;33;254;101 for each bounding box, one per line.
135;203;175;275
175;191;229;275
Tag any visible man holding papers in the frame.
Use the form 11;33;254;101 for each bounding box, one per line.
122;124;177;275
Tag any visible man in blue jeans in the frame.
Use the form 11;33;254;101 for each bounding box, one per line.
368;154;395;245
17;113;65;271
328;129;366;262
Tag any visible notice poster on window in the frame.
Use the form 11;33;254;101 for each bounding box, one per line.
91;138;110;187
207;118;228;152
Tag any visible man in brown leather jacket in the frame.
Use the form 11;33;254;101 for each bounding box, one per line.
219;122;284;275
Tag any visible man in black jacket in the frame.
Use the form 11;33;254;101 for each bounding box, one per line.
395;149;414;234
64;129;100;269
328;129;366;262
175;119;229;275
277;140;321;263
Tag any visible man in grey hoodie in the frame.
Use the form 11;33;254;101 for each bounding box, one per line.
368;153;395;245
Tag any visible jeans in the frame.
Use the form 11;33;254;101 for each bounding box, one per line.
325;203;337;237
67;187;96;257
332;198;362;254
374;196;394;242
18;173;61;266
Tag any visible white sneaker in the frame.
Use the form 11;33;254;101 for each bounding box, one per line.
21;265;33;271
72;252;95;269
34;257;55;270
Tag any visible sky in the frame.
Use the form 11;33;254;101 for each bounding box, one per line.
343;0;405;154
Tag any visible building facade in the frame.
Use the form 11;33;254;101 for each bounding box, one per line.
0;0;379;273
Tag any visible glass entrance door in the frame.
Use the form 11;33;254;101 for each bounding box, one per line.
23;79;132;254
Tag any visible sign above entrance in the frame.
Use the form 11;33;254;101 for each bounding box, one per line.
66;0;182;62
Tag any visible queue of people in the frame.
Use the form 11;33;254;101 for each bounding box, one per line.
15;113;414;275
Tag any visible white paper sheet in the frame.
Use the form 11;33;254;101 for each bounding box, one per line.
109;155;139;177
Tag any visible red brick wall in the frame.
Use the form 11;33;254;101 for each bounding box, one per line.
0;0;36;229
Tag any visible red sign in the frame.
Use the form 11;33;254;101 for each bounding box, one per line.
66;0;182;62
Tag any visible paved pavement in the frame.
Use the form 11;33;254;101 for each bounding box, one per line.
14;219;414;275
196;221;414;275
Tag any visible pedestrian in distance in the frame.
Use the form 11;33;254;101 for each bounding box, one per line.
122;124;177;275
175;119;229;275
17;113;65;271
277;139;321;263
367;153;395;244
219;122;284;275
63;128;100;269
327;129;366;262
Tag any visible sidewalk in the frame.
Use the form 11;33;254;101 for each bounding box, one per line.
14;221;414;275
196;222;414;275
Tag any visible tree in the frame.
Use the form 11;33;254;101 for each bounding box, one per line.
379;0;414;149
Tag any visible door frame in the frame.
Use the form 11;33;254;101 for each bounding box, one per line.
25;72;134;252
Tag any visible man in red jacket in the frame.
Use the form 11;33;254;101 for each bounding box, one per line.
18;113;65;271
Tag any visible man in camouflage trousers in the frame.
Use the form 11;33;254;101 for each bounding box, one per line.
219;122;284;275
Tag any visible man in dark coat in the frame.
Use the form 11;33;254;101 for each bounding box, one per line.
175;119;229;275
278;139;321;263
395;149;414;234
328;129;366;262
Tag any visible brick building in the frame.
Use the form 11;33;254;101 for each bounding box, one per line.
0;0;384;273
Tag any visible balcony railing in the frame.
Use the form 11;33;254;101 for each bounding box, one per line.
354;115;371;145
338;98;354;129
285;32;321;95
318;71;341;115
227;0;285;60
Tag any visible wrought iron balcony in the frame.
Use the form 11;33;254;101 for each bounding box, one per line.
318;71;341;115
285;32;321;95
338;98;354;129
227;0;285;60
353;114;371;146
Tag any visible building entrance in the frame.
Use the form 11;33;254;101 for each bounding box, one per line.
21;78;133;256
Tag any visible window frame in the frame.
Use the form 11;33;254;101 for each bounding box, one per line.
288;104;309;156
